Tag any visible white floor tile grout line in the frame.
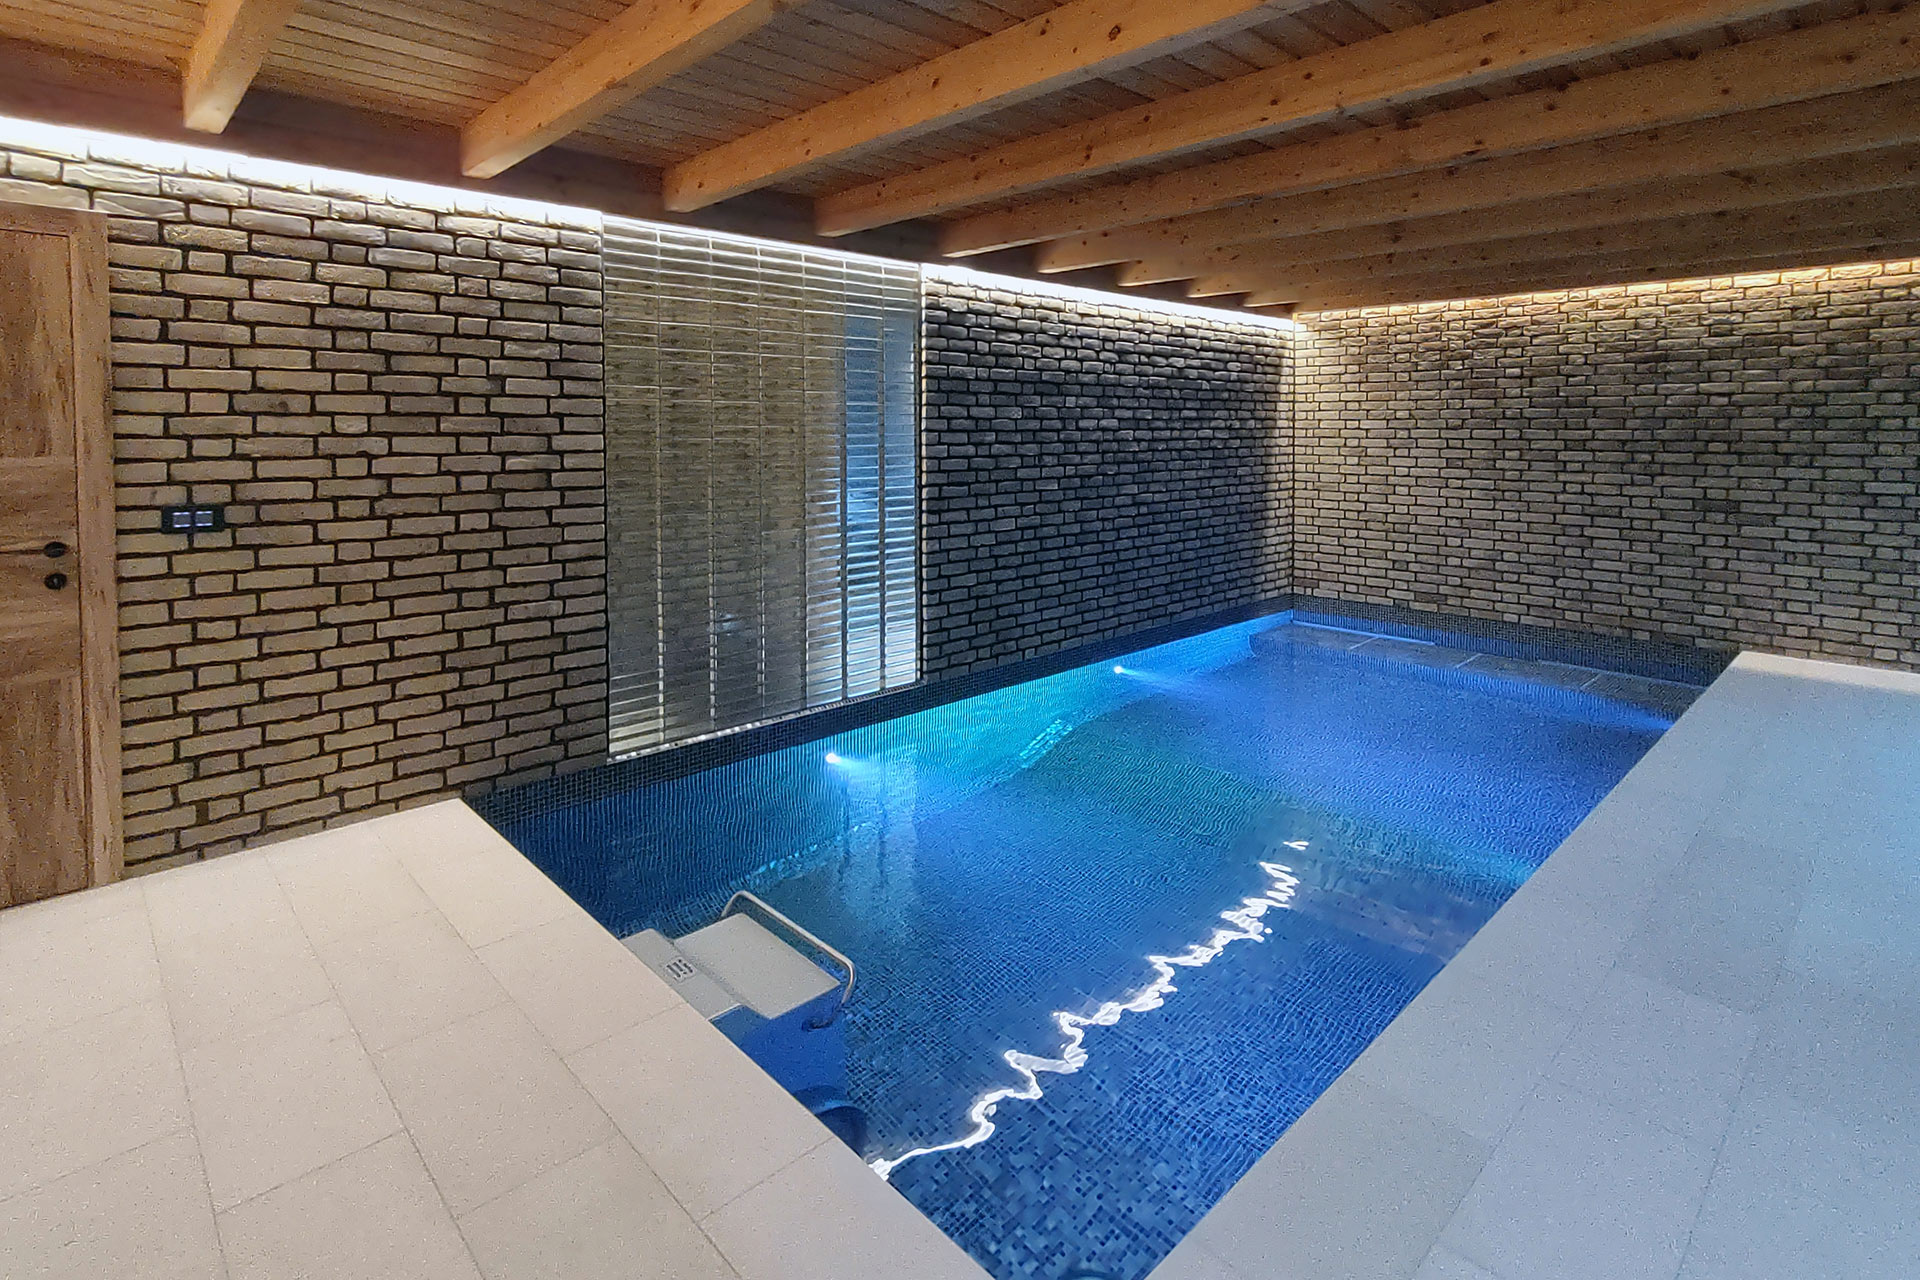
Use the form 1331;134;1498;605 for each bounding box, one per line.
259;832;490;1280
136;875;234;1280
1670;961;1792;1280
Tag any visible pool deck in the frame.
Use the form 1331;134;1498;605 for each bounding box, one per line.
2;649;1915;1279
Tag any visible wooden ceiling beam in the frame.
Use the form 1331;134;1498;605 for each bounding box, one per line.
1039;78;1920;274
942;3;1920;257
1290;237;1920;313
183;0;304;132
460;0;787;180
1209;191;1920;303
1123;144;1920;288
815;0;1806;237
660;0;1296;213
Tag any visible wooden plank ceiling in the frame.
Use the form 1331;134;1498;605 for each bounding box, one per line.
0;0;1914;311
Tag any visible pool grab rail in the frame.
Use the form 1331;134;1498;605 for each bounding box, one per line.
721;891;856;1029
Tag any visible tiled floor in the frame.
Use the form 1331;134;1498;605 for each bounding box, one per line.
2;650;1914;1280
0;801;987;1280
1152;651;1920;1280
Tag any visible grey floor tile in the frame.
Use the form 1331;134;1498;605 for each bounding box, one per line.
1349;965;1582;1143
1546;967;1756;1149
182;1001;402;1212
375;1002;612;1216
1621;713;1760;808
1524;784;1705;925
1784;837;1920;1010
268;824;439;947
1146;1237;1253;1280
476;914;680;1058
1184;1076;1490;1280
1445;879;1626;1014
391;821;574;951
1411;1245;1498;1280
318;910;510;1053
1441;1081;1717;1280
1679;1091;1920;1280
0;1131;222;1280
0;1000;190;1201
566;1003;827;1220
0;888;161;1048
145;854;336;1050
702;1140;987;1280
459;1137;736;1280
1618;833;1811;1013
1740;973;1920;1136
217;1134;479;1280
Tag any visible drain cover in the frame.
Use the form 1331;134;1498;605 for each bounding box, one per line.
663;955;699;982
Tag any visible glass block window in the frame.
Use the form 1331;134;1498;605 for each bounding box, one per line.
604;219;919;755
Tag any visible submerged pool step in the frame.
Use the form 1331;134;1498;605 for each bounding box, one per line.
624;909;861;1148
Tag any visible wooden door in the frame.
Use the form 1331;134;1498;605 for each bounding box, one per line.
0;203;117;907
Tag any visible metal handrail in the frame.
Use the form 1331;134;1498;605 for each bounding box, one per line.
721;891;856;1028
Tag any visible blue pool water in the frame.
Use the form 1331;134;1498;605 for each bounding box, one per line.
491;618;1689;1280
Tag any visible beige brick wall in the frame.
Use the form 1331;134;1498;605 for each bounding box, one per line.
1294;267;1920;669
0;135;608;871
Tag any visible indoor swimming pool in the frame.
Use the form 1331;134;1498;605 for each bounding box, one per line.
485;616;1698;1280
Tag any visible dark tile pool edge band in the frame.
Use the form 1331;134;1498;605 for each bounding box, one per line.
1289;596;1734;687
476;597;1291;815
473;596;1734;822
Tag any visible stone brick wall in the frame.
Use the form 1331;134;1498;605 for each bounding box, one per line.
920;274;1292;676
0;136;607;870
1294;267;1920;669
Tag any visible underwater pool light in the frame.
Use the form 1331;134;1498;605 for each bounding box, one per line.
824;752;846;766
1112;665;1127;675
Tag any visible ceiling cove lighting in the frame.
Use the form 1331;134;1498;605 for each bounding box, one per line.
1314;261;1919;318
925;262;1301;331
0;117;1313;324
0;114;603;228
0;116;1313;323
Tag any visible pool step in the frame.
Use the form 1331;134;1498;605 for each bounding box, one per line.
623;901;857;1136
624;914;838;1026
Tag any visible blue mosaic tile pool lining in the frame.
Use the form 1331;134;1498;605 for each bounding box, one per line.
482;618;1696;1280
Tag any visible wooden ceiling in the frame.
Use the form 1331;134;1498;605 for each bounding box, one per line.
1;0;1916;312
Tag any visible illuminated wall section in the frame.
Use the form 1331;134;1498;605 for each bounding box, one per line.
1293;269;1920;670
